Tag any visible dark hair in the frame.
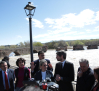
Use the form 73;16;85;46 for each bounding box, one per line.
0;61;7;67
16;58;26;67
56;50;66;59
94;67;99;83
4;56;9;60
2;56;9;61
38;51;44;56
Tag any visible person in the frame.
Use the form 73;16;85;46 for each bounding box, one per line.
31;51;53;78
34;59;54;82
0;61;15;91
14;58;30;91
90;67;99;91
2;56;10;68
76;58;95;91
54;50;74;91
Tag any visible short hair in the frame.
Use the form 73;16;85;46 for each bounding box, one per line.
16;58;26;67
4;56;9;60
0;61;7;67
38;51;44;56
94;67;99;82
39;59;47;67
79;59;89;65
56;50;66;59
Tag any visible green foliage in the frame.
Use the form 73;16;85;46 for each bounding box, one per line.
19;42;25;47
33;42;43;46
0;46;5;49
10;45;17;48
73;40;84;46
66;42;69;46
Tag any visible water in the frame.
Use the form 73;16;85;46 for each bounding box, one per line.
9;49;99;80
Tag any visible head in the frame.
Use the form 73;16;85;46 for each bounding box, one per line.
56;50;66;62
39;59;47;72
79;59;89;72
4;56;9;60
2;56;9;62
0;61;8;71
23;85;41;91
38;51;45;60
16;58;26;67
94;67;99;81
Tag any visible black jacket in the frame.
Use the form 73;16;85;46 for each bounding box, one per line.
31;59;53;78
34;70;54;82
54;61;74;91
76;67;95;91
15;67;30;88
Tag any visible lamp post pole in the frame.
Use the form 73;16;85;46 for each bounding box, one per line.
24;2;36;62
29;17;33;62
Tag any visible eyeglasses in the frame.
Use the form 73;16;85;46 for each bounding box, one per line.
43;65;48;67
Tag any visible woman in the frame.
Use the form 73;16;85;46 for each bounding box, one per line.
15;58;30;91
34;59;54;82
91;67;99;91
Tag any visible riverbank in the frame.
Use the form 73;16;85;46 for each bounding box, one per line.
8;49;99;80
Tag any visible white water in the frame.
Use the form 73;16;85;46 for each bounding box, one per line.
9;49;99;80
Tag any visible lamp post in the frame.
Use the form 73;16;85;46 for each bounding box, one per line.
24;2;36;62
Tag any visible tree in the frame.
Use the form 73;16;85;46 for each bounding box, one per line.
19;42;25;47
33;42;43;46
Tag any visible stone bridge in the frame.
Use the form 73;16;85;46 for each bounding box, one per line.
0;46;47;58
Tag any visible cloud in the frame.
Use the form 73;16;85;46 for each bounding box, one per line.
32;19;44;28
34;9;99;42
94;26;99;31
26;18;44;29
45;9;96;29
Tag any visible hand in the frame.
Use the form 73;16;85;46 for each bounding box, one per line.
56;74;61;81
78;70;83;77
48;63;53;69
31;62;36;71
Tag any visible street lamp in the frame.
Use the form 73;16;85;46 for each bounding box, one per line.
24;2;36;62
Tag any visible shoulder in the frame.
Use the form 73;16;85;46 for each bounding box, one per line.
56;62;61;66
46;70;53;74
8;69;14;73
88;68;94;75
65;61;74;66
45;59;50;62
15;68;19;71
34;59;39;63
35;70;41;75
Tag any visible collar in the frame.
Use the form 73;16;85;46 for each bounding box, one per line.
19;66;25;69
2;69;7;73
61;60;66;67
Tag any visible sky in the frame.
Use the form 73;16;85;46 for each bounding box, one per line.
0;0;99;45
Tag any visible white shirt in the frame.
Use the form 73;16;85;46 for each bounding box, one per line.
2;70;10;89
42;71;46;80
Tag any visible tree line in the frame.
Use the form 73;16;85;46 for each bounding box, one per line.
0;39;99;49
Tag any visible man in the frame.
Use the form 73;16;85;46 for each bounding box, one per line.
54;50;74;91
76;58;95;91
0;61;15;91
2;56;10;68
31;51;53;78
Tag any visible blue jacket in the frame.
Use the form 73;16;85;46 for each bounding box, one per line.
0;69;15;91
